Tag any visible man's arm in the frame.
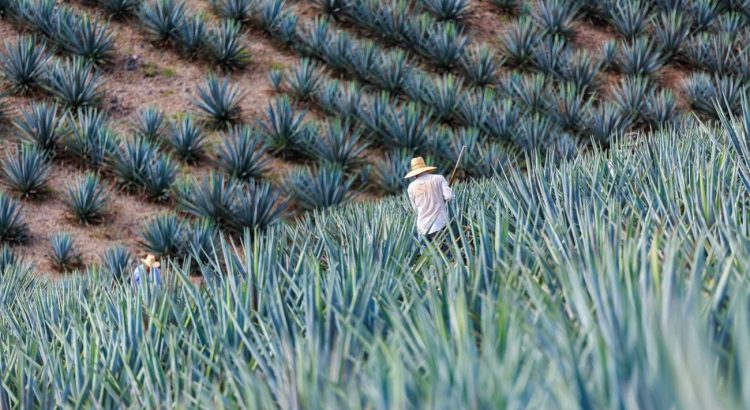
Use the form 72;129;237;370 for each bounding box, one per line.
441;175;454;202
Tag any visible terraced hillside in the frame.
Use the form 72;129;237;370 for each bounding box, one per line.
0;0;746;273
4;116;750;407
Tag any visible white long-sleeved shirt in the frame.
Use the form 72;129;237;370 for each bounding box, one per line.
407;173;454;235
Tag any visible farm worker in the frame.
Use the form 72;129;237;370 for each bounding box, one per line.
133;254;162;288
405;157;454;247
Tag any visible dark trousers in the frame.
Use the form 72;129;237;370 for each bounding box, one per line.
422;229;450;256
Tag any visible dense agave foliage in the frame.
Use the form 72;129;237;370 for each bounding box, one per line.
6;121;750;406
283;164;354;211
175;172;283;234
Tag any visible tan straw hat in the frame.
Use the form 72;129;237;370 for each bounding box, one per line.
404;157;437;179
141;254;160;269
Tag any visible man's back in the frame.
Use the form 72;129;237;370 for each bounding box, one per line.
407;173;454;235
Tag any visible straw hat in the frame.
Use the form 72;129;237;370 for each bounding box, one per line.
404;157;437;179
141;254;160;269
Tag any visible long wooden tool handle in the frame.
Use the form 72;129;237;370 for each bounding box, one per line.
448;145;466;186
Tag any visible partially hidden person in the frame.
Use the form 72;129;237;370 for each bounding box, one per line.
133;254;162;288
405;157;454;252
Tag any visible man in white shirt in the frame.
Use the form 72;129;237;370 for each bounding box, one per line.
405;157;454;247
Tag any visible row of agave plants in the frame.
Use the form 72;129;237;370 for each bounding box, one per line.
5;111;750;406
223;0;748;156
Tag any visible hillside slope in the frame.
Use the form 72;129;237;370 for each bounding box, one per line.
2;115;750;407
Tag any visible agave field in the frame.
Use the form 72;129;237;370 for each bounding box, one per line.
2;0;750;401
0;0;744;270
3;109;750;406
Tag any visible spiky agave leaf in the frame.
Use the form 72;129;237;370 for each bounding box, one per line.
482;98;519;142
14;101;63;153
0;191;29;244
216;126;269;181
140;212;186;258
371;49;413;93
654;0;688;12
209;0;256;23
63;171;110;224
447;127;510;178
645;88;681;127
683;33;745;78
611;76;653;122
600;39;618;70
371;148;411;195
585;102;632;143
310;0;348;16
684;73;745;120
509;73;551;114
711;12;743;36
616;37;664;77
133;106;167;140
55;13;115;66
416;20;467;70
0;244;19;273
176;14;208;57
141;155;179;201
0;35;51;94
167;115;207;163
284;163;354;211
43;57;103;110
606;0;650;40
515;113;558;151
286;58;323;101
194;75;244;127
419;0;472;22
227;179;284;233
139;0;187;43
305;118;367;168
110;136;157;190
690;0;718;32
500;17;540;68
65;107;118;169
206;19;251;71
258;95;307;154
49;232;82;272
455;88;493;128
551;82;592;131
257;0;297;44
406;73;462;122
95;0;143;18
376;102;432;151
653;10;690;60
15;0;59;39
459;44;498;88
1;143;52;199
174;171;239;226
532;0;579;38
100;244;132;281
185;219;219;265
560;50;600;95
531;35;572;78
